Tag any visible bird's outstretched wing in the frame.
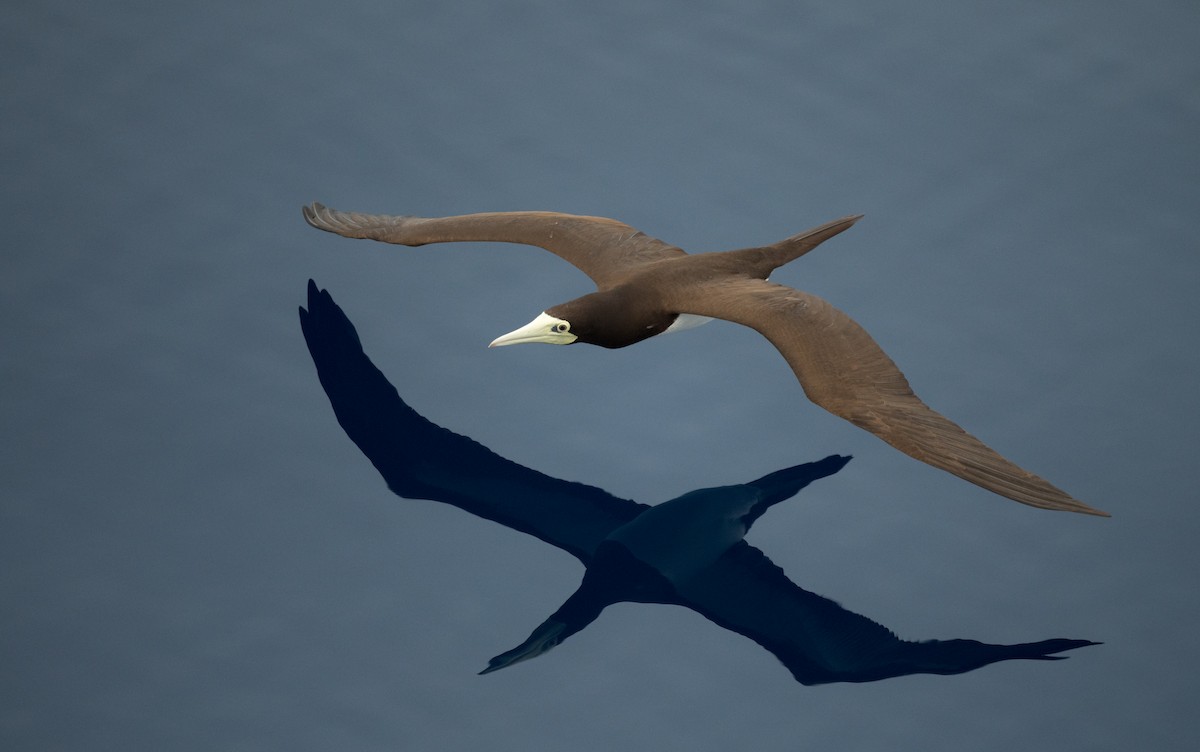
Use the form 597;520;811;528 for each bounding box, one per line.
299;280;648;563
661;278;1107;516
676;542;1098;684
303;203;686;289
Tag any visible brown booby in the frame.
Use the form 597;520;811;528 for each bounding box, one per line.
299;280;1098;684
302;203;1106;517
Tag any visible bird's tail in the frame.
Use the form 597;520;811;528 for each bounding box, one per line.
741;454;852;527
729;214;863;277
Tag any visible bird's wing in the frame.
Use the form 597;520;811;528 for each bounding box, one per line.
674;542;1098;685
660;278;1107;516
303;203;687;289
299;280;648;564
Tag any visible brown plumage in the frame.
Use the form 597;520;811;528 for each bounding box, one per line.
302;202;1106;517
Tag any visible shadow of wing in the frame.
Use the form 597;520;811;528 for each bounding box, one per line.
675;541;1097;684
299;280;648;564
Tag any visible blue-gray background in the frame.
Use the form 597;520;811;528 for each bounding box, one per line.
3;1;1197;750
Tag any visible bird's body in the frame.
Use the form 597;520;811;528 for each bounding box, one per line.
303;203;1106;517
606;485;764;584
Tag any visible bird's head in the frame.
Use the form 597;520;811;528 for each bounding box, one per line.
489;292;674;349
488;311;578;348
487;294;607;348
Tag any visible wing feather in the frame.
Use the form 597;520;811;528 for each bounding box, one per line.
302;203;686;289
662;279;1107;516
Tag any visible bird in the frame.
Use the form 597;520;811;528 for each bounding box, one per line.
299;279;1098;684
301;203;1106;517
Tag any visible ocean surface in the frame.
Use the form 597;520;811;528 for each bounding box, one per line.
3;1;1198;750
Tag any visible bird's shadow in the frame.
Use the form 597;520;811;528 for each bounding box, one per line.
299;279;1097;686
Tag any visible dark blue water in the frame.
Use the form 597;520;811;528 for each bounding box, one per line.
4;1;1198;750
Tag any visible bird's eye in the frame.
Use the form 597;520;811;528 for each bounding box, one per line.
554;322;570;333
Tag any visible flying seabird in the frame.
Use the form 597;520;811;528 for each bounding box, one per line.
301;203;1105;517
299;280;1098;684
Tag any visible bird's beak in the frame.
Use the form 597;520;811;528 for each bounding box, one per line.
489;312;577;347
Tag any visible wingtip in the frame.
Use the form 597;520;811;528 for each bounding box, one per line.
1053;497;1110;517
813;453;853;476
299;279;319;323
301;201;330;229
1012;493;1109;517
1040;638;1102;658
